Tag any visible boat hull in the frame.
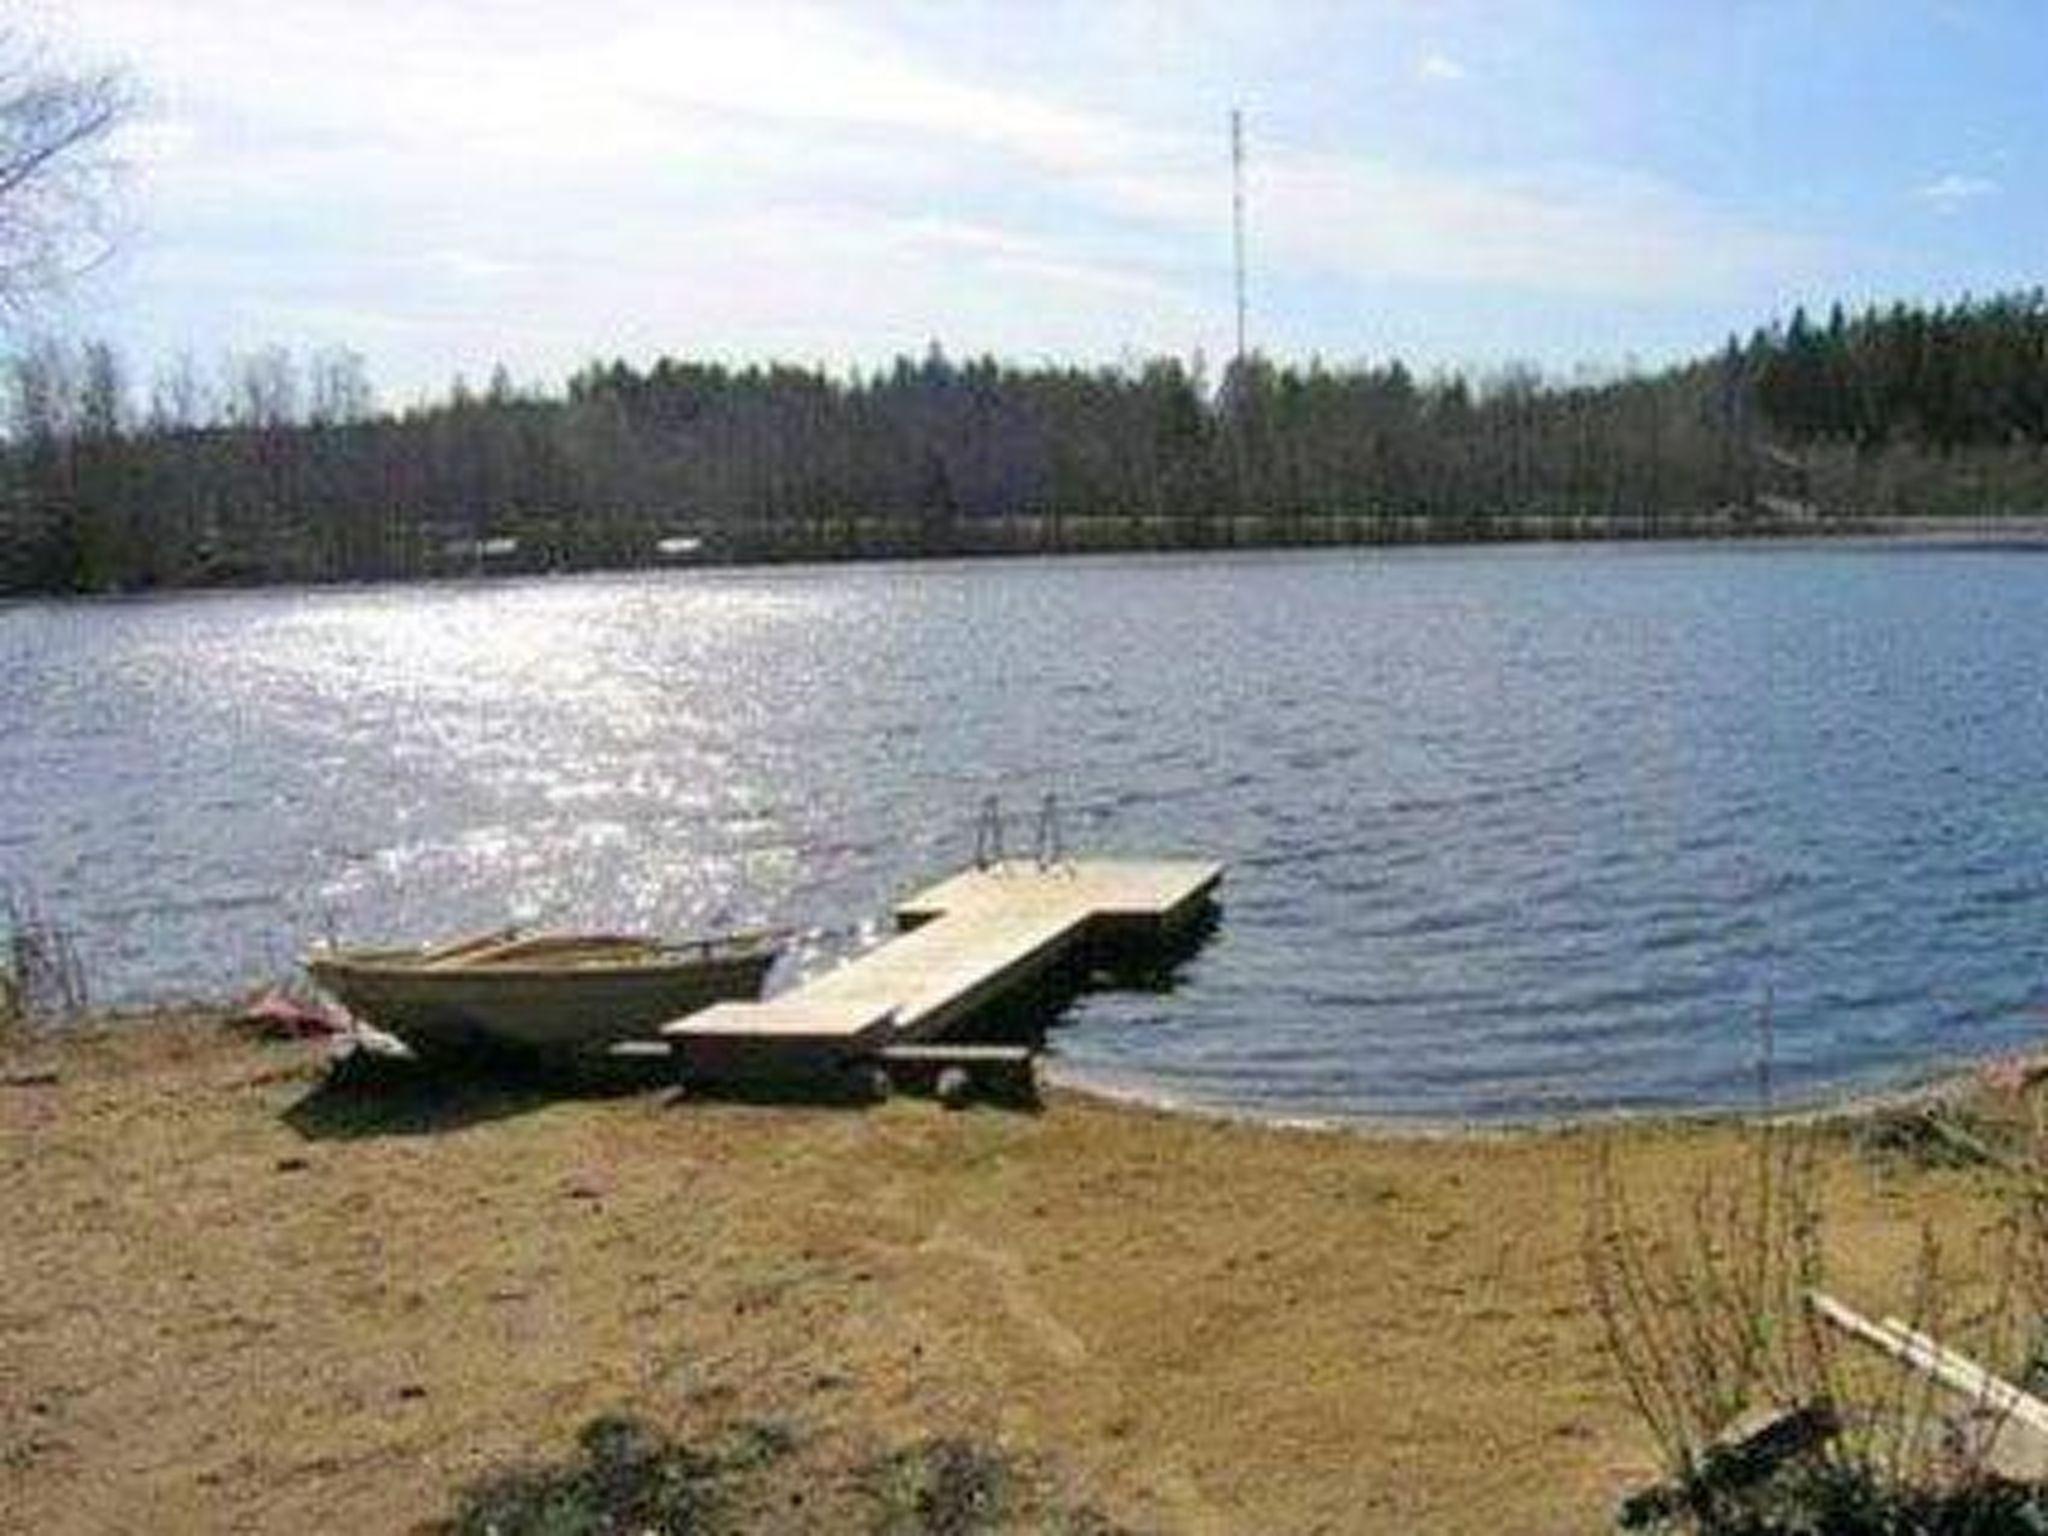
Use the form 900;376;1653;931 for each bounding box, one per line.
306;946;777;1056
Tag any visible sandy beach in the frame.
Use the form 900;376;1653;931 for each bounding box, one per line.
0;1014;2025;1533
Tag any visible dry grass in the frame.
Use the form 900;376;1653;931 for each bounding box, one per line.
0;887;90;1026
0;1016;2030;1533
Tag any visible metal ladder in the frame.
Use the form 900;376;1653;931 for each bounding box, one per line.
973;791;1068;872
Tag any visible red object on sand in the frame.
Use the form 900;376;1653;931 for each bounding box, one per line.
237;988;349;1040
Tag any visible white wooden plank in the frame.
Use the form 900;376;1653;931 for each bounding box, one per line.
1810;1290;2048;1440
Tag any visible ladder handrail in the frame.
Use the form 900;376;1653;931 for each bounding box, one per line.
972;794;1005;869
1033;790;1067;871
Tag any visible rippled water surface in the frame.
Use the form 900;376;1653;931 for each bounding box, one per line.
7;545;2048;1120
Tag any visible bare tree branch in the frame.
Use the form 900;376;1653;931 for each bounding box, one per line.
0;29;135;311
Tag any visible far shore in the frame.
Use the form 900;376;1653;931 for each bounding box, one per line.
7;512;2048;607
4;1010;2038;1532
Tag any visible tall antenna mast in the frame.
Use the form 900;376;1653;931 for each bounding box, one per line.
1231;107;1247;371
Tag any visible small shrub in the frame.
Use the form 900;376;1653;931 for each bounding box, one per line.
438;1412;788;1536
1687;1458;2048;1534
1583;995;2048;1531
1590;1110;2048;1529
1586;1120;1833;1503
867;1436;1015;1535
1851;1106;2012;1174
439;1414;1119;1535
859;1435;1127;1536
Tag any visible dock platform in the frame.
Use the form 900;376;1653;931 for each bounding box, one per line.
663;858;1221;1071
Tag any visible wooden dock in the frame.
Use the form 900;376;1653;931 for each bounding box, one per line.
663;858;1221;1073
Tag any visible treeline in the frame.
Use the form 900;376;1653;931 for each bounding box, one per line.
1755;290;2048;450
4;290;2048;594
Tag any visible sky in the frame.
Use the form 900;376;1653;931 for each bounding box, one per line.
36;0;2048;404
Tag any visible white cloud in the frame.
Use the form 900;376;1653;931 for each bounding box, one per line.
62;0;1823;391
1103;147;1814;303
404;249;527;282
76;0;1162;184
1915;173;1999;207
895;218;1179;303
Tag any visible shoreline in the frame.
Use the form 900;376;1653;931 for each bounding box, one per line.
1041;1059;2017;1150
19;999;2028;1143
6;516;2048;607
1045;1026;2022;1139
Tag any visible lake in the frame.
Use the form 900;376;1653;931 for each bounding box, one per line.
5;543;2047;1121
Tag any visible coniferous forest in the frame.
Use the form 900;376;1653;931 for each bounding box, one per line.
6;290;2048;594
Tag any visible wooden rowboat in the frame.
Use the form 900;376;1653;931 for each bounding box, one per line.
304;927;780;1058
